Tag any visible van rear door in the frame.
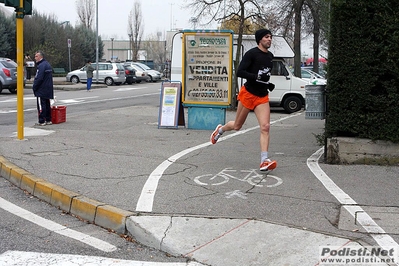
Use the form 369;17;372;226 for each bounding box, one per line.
269;59;292;104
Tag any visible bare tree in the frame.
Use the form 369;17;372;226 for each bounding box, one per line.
304;0;330;73
141;33;166;70
269;0;329;75
128;0;144;61
185;0;269;101
76;0;95;29
292;0;305;77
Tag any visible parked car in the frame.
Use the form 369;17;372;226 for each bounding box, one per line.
292;68;327;85
123;65;136;85
0;57;25;94
302;65;327;78
66;62;125;86
123;62;149;83
133;62;162;82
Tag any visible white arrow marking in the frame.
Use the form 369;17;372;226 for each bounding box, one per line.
225;190;248;199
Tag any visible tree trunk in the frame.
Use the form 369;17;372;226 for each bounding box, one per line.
293;0;305;78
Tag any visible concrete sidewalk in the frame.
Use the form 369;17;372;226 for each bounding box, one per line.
1;103;398;265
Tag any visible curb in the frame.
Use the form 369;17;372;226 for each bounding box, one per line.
0;156;135;235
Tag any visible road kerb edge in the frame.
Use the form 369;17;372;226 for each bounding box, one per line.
95;205;135;235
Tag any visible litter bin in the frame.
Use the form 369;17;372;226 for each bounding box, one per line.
305;85;326;119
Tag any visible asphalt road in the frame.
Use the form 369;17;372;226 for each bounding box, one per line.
1;79;398;265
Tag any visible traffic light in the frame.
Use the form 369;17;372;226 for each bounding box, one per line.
24;0;32;15
0;0;32;15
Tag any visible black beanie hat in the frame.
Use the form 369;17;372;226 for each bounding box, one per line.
255;29;272;44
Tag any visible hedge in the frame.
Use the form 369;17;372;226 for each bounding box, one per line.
326;0;399;143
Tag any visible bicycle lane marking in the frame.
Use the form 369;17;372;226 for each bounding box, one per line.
307;148;399;264
135;112;302;212
193;168;283;187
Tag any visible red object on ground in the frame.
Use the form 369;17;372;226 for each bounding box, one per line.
51;106;67;124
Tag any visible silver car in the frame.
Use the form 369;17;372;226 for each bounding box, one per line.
0;57;26;94
66;62;125;86
123;62;149;83
133;62;162;82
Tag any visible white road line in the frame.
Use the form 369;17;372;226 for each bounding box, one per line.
0;93;158;114
0;251;203;266
135;112;303;212
307;148;399;264
0;197;117;252
114;87;149;91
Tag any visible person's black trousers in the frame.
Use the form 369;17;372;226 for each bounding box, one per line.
37;97;51;124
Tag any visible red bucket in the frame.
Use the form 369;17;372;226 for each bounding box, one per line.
51;106;66;124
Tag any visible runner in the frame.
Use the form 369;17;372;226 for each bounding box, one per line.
210;29;277;172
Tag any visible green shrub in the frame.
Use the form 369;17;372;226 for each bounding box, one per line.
326;0;399;143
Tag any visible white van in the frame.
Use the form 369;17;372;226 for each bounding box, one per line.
169;32;307;113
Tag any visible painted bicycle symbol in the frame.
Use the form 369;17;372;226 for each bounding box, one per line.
194;168;282;187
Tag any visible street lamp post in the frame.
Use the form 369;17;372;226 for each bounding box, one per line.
110;38;114;62
128;34;132;60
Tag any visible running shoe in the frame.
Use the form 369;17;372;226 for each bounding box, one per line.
35;122;46;126
260;159;277;171
46;121;53;125
210;124;222;144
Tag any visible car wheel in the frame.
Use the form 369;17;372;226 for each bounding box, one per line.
283;96;302;113
136;80;141;83
8;87;17;94
0;82;3;93
71;76;80;84
105;77;114;86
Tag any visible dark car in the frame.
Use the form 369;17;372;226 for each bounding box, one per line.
123;65;136;85
0;57;26;94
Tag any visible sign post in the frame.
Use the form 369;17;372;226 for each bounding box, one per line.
67;39;71;72
181;30;233;130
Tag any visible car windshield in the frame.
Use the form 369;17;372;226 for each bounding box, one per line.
306;69;324;79
290;68;326;79
134;63;145;71
130;65;143;72
1;59;17;68
136;63;150;70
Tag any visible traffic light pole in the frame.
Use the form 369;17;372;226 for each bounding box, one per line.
1;0;30;139
16;0;24;140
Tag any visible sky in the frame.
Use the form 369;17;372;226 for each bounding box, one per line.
28;0;215;41
1;1;314;56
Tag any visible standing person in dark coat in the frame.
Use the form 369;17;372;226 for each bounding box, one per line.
85;60;95;91
32;51;54;126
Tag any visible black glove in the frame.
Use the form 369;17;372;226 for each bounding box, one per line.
268;83;275;92
258;72;270;83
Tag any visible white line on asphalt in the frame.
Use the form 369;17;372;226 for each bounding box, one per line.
1;93;158;114
0;251;203;266
307;148;399;264
136;112;303;212
0;197;117;252
114;87;149;91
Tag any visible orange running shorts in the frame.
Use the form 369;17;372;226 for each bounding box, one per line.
237;85;269;110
